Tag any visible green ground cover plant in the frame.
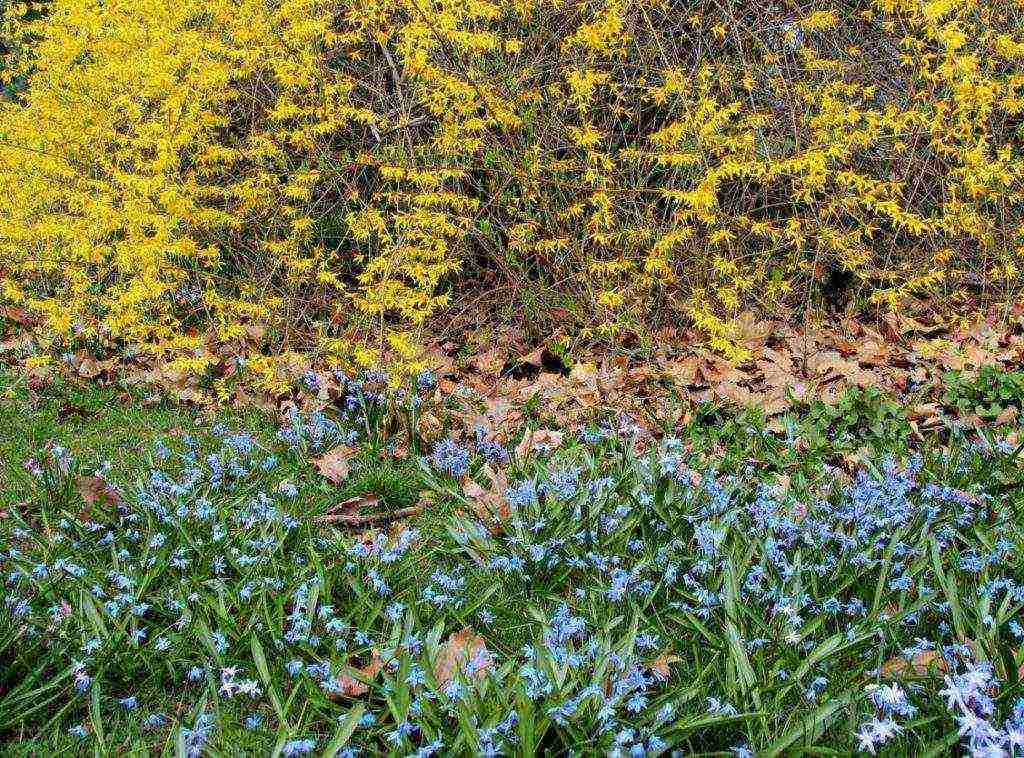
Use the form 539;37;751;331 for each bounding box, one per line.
1;371;1023;756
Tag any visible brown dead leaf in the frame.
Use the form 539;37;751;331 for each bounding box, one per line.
434;628;493;687
462;464;510;527
908;403;942;431
995;405;1019;426
518;344;545;368
649;651;682;680
314;445;354;484
661;357;702;387
880;650;949;679
846;367;881;388
336;649;385;697
3;306;39;328
76;475;121;510
244;323;266;343
855;338;892;367
759;357;796;389
806;350;857;378
716;382;754;406
76;355;104;379
471;348;506;378
318;493;381;523
567;361;605;408
514;428;563;459
734;310;772;348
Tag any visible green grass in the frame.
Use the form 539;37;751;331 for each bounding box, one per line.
1;370;1022;756
0;374;259;508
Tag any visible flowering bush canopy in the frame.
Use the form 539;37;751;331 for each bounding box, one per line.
1;0;1023;375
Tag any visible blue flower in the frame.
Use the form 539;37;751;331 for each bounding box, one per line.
416;369;436;391
430;438;470;478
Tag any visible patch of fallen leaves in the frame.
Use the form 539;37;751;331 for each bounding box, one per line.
5;298;1024;443
432;301;1023;444
75;474;121;521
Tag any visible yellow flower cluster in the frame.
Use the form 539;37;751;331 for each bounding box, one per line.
1;0;1022;376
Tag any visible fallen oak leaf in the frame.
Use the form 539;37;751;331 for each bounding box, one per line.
317;493;381;523
995;405;1019;426
649;650;682;681
335;649;386;697
907;403;942;430
433;628;493;687
76;475;121;517
880;650;949;679
514;428;563;459
462;464;510;529
313;445;355;484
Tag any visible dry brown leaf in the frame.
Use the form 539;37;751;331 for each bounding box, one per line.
908;403;942;431
76;475;121;510
567;361;605;408
314;445;354;484
4;306;39;328
661;357;701;387
734;310;772;349
995;405;1019;425
319;493;381;523
759;358;796;389
806;350;857;378
649;651;682;680
517;344;545;368
855;338;892;367
846;367;881;388
336;649;385;697
880;650;949;679
75;355;104;379
434;628;493;687
716;382;754;406
471;348;506;377
514;428;563;459
462;465;510;527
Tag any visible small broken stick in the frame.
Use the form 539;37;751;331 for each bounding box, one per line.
318;503;422;526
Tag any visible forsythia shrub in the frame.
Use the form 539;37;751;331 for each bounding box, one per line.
1;0;1023;372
